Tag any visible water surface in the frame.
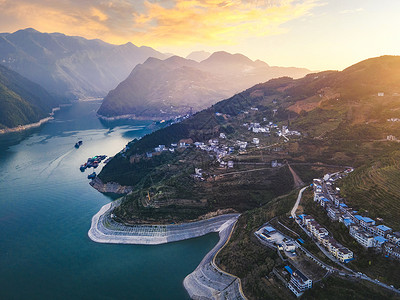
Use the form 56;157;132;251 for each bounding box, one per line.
0;100;218;299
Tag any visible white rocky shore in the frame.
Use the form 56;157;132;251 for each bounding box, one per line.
88;200;246;299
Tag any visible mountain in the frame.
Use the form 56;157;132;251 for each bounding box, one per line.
0;28;167;99
97;51;311;118
95;55;400;299
186;51;211;62
95;55;400;224
0;64;63;129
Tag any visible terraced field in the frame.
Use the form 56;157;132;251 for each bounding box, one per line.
340;152;400;230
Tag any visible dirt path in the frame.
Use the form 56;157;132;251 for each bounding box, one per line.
287;164;305;188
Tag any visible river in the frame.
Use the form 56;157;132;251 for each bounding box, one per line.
0;100;218;300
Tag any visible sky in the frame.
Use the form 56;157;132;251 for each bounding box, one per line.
0;0;399;70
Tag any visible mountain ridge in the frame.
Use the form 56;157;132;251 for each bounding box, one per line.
97;51;311;118
0;28;167;99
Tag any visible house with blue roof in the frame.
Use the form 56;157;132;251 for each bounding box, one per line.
340;217;355;227
376;225;392;237
320;198;330;208
374;235;387;247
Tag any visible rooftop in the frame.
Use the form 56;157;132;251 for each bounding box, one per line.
377;224;392;231
374;236;388;243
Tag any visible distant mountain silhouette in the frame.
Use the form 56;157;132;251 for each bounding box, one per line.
186;51;211;62
0;28;167;99
98;51;311;118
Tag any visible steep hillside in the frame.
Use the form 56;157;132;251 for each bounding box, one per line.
96;55;400;224
97;51;311;118
339;151;400;230
0;64;62;129
0;28;166;99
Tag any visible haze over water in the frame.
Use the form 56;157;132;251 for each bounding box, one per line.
0;100;218;300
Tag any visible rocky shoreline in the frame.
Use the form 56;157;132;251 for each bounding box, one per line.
89;177;133;194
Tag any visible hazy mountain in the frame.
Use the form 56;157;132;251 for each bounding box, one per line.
0;64;63;129
98;51;311;118
0;28;167;99
186;51;211;62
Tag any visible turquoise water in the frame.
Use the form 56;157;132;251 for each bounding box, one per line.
0;101;218;300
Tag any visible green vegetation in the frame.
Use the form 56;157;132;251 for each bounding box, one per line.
303;276;398;300
0;64;62;128
339;151;400;230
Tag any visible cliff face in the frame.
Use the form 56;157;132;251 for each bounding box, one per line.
89;177;133;194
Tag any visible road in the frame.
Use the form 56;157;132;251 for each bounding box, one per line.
291;186;307;218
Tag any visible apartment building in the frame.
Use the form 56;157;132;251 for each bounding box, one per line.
350;226;374;248
288;269;313;297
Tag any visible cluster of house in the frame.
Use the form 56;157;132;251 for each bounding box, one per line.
312;173;400;261
285;266;313;298
298;214;354;263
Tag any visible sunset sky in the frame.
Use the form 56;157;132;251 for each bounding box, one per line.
0;0;399;70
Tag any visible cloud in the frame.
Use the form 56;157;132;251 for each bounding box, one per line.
340;7;364;14
0;0;320;46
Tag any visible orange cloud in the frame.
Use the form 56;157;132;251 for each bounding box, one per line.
0;0;320;47
133;0;320;46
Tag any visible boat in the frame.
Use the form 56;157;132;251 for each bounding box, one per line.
75;141;83;148
88;172;96;179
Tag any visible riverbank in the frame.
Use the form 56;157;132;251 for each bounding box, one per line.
97;113;165;122
88;199;246;299
183;218;247;300
0;105;68;135
88;199;240;245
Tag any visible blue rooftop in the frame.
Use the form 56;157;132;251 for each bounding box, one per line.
298;214;306;220
354;215;375;223
284;266;293;275
343;219;354;226
264;226;276;233
322;198;330;202
340;203;348;207
374;236;387;244
377;225;392;231
363;217;375;223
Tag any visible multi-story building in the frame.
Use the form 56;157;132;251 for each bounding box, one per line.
384;243;400;261
354;215;376;228
376;225;392;237
387;232;400;246
288;269;313;297
327;205;341;221
303;215;315;227
350;226;374;248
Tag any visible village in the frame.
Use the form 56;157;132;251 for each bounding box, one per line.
252;168;400;298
